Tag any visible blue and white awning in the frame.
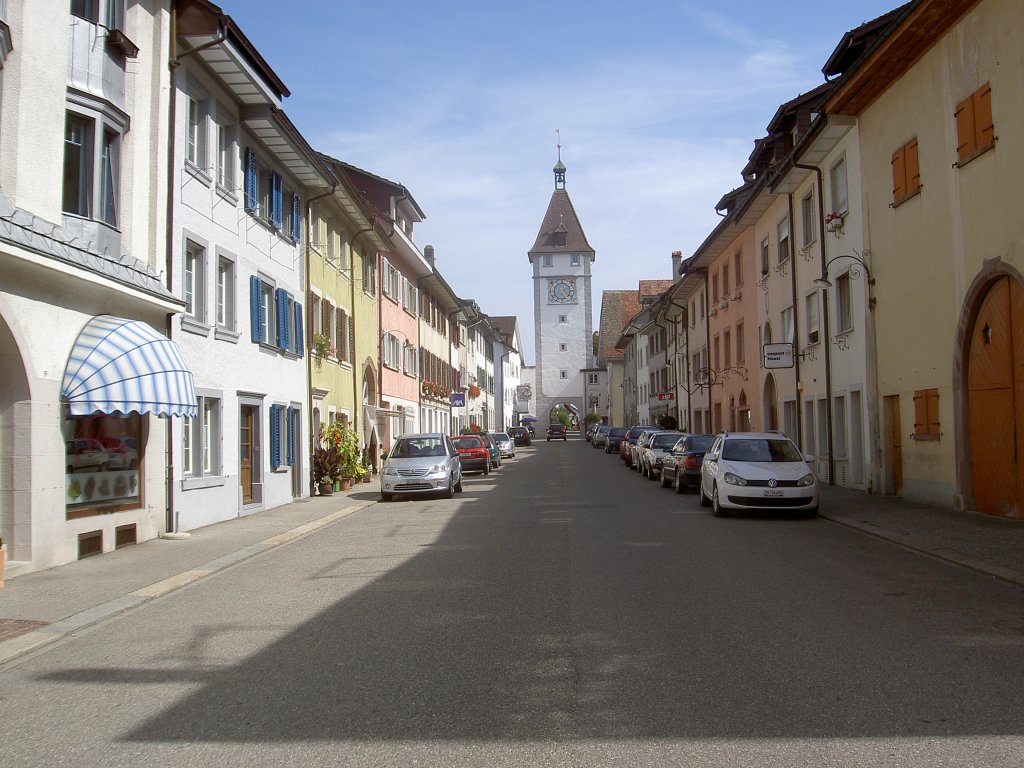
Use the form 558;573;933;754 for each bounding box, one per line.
61;315;198;418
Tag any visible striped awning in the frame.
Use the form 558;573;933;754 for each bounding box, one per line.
61;315;198;418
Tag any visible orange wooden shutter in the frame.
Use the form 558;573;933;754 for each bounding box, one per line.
335;308;344;358
926;389;940;434
974;83;994;149
955;96;975;161
906;138;920;194
891;146;906;201
913;390;927;436
321;300;331;342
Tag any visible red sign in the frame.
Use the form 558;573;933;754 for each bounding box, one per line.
658;392;675;401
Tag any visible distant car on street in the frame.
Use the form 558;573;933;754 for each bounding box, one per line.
546;423;567;441
508;426;532;446
660;434;715;492
639;431;684;480
493;432;515;458
604;427;628;453
451;434;491;475
592;425;610;449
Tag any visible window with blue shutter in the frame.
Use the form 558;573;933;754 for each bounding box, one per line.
294;302;304;357
286;406;296;466
271;172;283;229
244;149;257;211
270;404;282;469
276;287;289;349
249;275;263;343
291;193;301;242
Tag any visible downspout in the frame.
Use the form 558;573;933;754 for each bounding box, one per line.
303;183;337;496
794;162;834;484
347;224;375;458
786;192;803;447
164;11;228;534
668;296;690;431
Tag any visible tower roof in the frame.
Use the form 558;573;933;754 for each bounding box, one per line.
529;189;595;255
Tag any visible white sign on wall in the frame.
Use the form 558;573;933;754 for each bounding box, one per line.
763;342;795;369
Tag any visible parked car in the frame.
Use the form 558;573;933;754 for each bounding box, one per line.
620;425;658;466
660;434;715;492
700;431;818;517
631;428;665;470
592;425;610;449
585;423;599;443
508;426;532;446
481;432;502;468
605;426;627;454
639;431;684;480
493;431;515;458
66;438;110;473
546;423;567;441
380;433;463;502
451;434;491;475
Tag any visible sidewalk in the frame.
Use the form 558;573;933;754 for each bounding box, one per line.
2;483;1022;665
0;486;378;663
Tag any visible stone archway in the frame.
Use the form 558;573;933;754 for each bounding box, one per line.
0;311;33;562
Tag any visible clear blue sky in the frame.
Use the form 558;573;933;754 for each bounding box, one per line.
226;1;903;363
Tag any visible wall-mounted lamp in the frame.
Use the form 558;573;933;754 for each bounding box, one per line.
813;250;875;310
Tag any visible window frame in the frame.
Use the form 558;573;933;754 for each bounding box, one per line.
62;97;127;228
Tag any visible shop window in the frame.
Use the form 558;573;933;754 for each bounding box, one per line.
64;410;142;519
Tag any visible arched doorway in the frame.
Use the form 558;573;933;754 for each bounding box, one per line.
0;312;32;562
737;390;751;431
967;275;1024;518
762;374;778;432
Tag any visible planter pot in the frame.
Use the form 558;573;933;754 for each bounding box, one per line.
340;478;353;491
362;473;372;484
317;483;334;496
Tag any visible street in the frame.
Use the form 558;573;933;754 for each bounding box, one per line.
2;439;1023;767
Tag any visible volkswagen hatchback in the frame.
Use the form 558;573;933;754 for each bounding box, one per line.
699;432;818;517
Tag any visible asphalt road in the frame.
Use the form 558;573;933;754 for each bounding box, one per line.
2;439;1023;767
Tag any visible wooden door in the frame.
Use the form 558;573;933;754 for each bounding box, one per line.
884;395;902;496
240;405;254;504
968;276;1023;517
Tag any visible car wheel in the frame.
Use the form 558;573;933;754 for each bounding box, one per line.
699;483;711;507
443;476;454;499
675;473;686;494
484;462;490;476
454;477;464;492
381;492;392;502
712;484;729;517
660;471;671;488
648;467;657;481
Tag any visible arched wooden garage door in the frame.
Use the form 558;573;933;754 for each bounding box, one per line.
968;275;1024;518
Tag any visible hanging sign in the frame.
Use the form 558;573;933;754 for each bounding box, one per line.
763;343;795;369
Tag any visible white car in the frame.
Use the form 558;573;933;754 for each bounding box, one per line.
639;431;684;480
492;432;515;458
699;432;818;517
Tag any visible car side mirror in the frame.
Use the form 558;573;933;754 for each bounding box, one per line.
804;454;814;463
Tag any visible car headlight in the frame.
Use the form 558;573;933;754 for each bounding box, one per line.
724;472;747;486
383;466;399;476
430;463;446;474
797;473;816;487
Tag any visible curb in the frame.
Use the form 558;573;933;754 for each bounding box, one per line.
0;498;377;666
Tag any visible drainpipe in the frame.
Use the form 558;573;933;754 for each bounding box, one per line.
303;183;337;495
347;223;376;459
794;162;833;484
164;10;227;534
668;296;690;431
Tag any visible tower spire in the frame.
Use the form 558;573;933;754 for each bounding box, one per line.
554;128;566;190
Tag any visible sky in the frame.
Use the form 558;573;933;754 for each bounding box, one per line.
226;0;903;363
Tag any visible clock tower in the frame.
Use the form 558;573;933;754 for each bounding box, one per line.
527;152;595;429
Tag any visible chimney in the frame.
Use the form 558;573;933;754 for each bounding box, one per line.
671;251;682;282
424;244;436;267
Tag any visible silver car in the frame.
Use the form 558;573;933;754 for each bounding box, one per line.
493;432;515;458
380;433;463;502
639;431;684;480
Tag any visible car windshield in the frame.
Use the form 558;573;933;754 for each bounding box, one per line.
452;436;483;450
651;434;681;448
722;438;803;462
609;428;627;437
390;437;447;458
687;435;715;452
494;433;511;442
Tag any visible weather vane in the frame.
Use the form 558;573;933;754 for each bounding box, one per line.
556;128;561;162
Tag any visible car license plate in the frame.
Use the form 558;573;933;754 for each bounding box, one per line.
764;489;784;497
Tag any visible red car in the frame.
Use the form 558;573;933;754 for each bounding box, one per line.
451;435;491;474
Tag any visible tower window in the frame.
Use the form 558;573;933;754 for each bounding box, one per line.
559;315;567;323
560;370;567;379
570;254;580;266
543;255;553;267
559;343;567;352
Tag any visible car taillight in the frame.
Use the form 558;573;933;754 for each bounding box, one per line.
684;456;699;469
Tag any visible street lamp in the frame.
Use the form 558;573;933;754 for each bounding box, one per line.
813;250;875;310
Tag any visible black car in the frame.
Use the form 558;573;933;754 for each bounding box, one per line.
660;434;716;492
604;426;628;453
546;423;567;441
508;426;532;446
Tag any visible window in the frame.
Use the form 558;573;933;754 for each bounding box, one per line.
722;264;730;296
215;104;236;191
736;321;744;364
801;191;815;246
699;292;705;319
805;292;820;345
382;259;401;300
64;410;141;518
713;335;720;370
913;388;941;439
817;398;828;458
712;272;719;303
63;106;124;227
559;343;568;352
891;138;921;206
588;373;599;385
71;0;125;27
734;251;743;288
249;276;303;356
336;308;351;363
570;254;580;266
830;157;848;215
186;89;208;171
836;273;853;334
183;394;222;477
183;240;206;323
404;278;418;314
724;329;731;367
781;306;794;344
541;254;552;267
760;237;769;276
559;314;567;323
362;251;376;296
383;332;401;369
216;255;235;330
833;395;847;458
269;404;299;470
954;83;994;166
243;149;299;238
404;343;418;376
560;370;567;379
777;216;790;264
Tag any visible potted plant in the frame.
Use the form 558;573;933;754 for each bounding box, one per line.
312;444;343;495
321;422;364;490
311;333;336;371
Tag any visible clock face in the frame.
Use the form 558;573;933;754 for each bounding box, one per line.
549;279;575;304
